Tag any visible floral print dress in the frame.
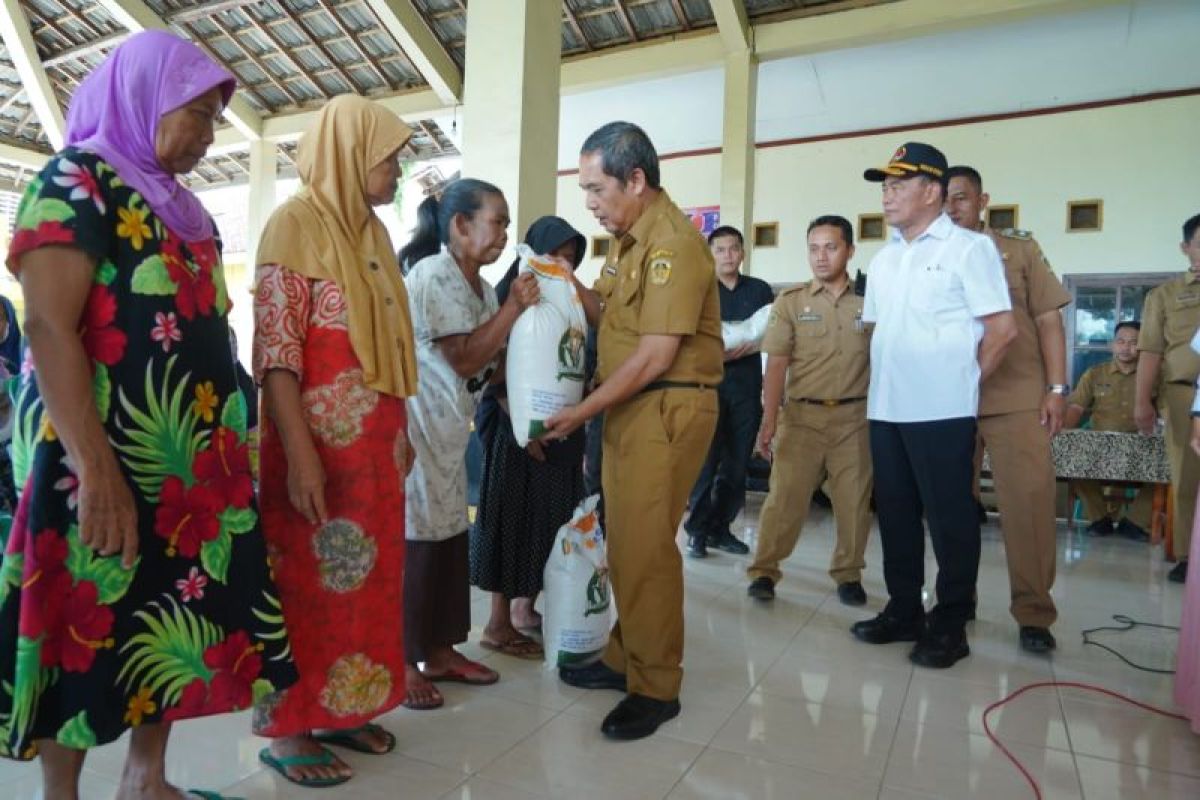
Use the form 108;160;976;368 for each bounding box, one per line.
251;264;408;736
0;149;296;759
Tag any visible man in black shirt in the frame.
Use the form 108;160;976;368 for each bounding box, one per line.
685;226;775;557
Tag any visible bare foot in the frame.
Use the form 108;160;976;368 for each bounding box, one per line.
267;735;351;783
403;664;444;709
315;723;395;754
510;598;542;631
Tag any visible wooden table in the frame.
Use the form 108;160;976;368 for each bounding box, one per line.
983;429;1174;556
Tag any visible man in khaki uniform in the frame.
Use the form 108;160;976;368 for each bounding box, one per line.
1066;321;1153;538
945;166;1071;654
1137;212;1200;584
544;122;723;741
746;215;873;606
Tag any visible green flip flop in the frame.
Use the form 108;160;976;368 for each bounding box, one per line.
313;722;397;755
258;746;351;788
187;792;243;800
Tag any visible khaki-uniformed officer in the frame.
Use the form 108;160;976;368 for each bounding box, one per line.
746;215;873;606
1066;321;1154;537
1137;213;1200;584
945;165;1071;654
544;122;722;741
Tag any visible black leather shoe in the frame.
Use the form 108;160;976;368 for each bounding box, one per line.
1168;560;1189;584
850;612;923;644
1086;518;1115;537
1019;626;1057;654
909;631;970;669
1116;518;1149;542
836;581;867;606
600;694;681;741
747;576;775;601
707;530;750;555
559;660;627;692
686;534;708;559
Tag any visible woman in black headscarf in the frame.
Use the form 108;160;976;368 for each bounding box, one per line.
470;216;589;656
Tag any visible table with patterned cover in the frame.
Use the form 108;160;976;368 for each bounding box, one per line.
983;429;1174;554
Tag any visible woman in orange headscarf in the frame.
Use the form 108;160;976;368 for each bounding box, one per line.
251;95;417;788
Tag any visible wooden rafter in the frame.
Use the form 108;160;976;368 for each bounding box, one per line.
611;0;638;42
562;2;591;52
206;12;307;106
668;0;691;31
236;5;329;103
312;0;396;90
1;0;65;148
42;32;125;67
276;0;364;95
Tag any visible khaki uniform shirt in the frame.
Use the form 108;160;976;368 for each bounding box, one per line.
1069;361;1142;433
593;190;723;386
761;280;870;401
1139;273;1200;384
979;227;1071;416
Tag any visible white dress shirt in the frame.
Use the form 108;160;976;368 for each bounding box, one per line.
863;213;1011;423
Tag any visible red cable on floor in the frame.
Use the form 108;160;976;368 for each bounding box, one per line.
981;680;1189;800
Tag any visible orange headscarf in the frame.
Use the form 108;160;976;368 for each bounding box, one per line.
255;94;417;397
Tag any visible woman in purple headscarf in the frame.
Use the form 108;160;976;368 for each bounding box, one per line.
0;30;296;799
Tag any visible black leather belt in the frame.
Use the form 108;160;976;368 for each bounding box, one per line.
639;380;716;395
792;396;867;407
1169;380;1195;386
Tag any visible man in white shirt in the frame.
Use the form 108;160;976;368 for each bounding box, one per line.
850;142;1017;669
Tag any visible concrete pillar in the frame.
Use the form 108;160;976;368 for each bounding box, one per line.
719;49;758;261
461;0;562;270
245;139;278;264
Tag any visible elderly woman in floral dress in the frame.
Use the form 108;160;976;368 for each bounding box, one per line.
251;95;418;788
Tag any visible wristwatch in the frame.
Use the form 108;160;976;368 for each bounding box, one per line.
1046;384;1070;396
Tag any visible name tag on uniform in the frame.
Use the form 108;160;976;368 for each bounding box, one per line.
603;264;617;276
797;313;822;322
1178;292;1200;303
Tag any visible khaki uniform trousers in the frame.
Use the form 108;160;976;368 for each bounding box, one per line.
1073;481;1154;529
1163;383;1198;557
748;402;872;586
977;409;1057;627
600;387;717;701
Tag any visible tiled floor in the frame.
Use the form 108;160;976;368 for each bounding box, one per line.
4;498;1198;799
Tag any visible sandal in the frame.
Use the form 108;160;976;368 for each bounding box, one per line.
313;723;396;754
187;793;243;800
421;660;500;685
402;682;445;710
480;634;544;661
258;746;351;788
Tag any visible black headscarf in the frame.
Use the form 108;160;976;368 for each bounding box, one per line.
475;216;589;465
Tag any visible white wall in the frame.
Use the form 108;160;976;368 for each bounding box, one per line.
559;94;1200;287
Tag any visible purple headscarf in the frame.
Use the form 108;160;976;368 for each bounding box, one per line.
66;30;236;242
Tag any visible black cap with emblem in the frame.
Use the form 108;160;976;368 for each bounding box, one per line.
864;142;948;184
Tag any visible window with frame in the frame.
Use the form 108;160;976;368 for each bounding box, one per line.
1064;273;1174;384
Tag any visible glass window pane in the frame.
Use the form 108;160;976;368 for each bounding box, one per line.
1074;287;1117;347
1072;348;1112;385
1118;283;1157;322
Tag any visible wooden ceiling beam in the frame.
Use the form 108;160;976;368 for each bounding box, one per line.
364;0;462;103
0;0;66;148
611;0;638;42
272;0;364;94
710;0;752;51
42;31;127;67
563;2;591;51
313;0;397;90
668;0;691;31
206;12;306;106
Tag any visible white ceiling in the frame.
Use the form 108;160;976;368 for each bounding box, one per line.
505;0;1200;171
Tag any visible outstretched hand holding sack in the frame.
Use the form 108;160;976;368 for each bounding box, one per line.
507;243;589;446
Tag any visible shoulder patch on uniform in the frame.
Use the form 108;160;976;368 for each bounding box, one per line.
648;254;673;286
999;228;1033;240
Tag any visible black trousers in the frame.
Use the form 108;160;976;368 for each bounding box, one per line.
686;384;762;537
869;417;980;634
